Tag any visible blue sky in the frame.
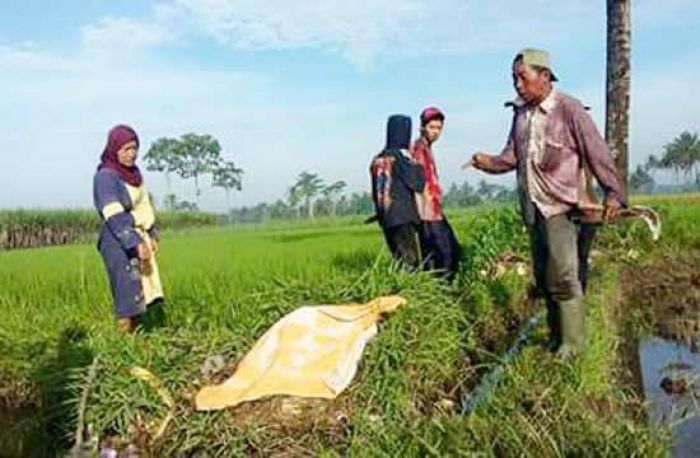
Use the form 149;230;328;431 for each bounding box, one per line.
2;0;699;211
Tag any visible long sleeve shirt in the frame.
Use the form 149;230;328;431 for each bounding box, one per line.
483;90;624;225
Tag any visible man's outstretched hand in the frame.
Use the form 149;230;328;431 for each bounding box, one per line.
463;152;491;171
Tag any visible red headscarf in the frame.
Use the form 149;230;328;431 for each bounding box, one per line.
98;125;143;186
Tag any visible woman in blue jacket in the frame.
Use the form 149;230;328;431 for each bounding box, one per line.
93;125;164;333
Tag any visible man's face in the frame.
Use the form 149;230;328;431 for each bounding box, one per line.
423;119;443;143
512;60;550;104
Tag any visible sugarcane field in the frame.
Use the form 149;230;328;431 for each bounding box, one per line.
2;1;700;457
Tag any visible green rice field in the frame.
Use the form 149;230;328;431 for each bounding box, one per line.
1;196;699;456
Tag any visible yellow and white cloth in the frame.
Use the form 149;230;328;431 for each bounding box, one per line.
195;295;406;411
126;183;163;305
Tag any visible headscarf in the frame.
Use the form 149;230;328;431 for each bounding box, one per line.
385;114;412;151
98;124;142;186
420;107;445;126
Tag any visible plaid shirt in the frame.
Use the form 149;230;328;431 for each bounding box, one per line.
485;90;623;224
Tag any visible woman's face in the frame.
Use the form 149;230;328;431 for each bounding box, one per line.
117;141;139;167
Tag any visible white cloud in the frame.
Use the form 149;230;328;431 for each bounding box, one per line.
169;0;700;69
81;16;177;55
0;43;80;72
172;0;601;69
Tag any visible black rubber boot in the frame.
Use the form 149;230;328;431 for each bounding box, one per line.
546;297;561;352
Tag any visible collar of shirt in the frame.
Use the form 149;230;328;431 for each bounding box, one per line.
508;89;558;113
538;89;558;114
417;136;432;149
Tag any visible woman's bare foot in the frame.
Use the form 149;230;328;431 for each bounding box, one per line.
116;317;135;334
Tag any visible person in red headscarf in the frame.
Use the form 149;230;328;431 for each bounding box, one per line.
93;125;165;333
410;107;461;281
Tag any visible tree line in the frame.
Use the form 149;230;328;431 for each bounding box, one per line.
225;171;517;224
630;130;700;194
141;129;698;220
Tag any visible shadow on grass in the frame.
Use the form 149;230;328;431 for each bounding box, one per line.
138;299;167;333
266;230;331;244
10;326;96;457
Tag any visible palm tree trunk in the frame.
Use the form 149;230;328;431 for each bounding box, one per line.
606;0;631;201
165;172;172;194
306;196;314;219
194;174;200;208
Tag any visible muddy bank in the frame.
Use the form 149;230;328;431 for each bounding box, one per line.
620;251;700;458
622;251;700;345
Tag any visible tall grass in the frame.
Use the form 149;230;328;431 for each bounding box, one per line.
0;209;221;250
1;198;696;456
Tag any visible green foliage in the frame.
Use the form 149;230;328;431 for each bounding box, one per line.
212;160;244;214
630;164;654;194
0;210;221;250
176;134;224;203
212;161;243;193
644;131;700;190
662;131;700;178
2;197;695;456
145;133;243;209
289;171;326;218
144;138;182;177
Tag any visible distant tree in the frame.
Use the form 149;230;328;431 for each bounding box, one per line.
458;181;482;206
664;131;700;181
175;200;199;212
493;185;517;203
646;132;700;187
337;195;349;215
443;182;482;208
442;183;459;208
290;172;325;218
212;160;244;214
348;192;374;215
270;199;291;220
287;185;304;219
321;180;347;217
645;154;660;171
144;138;184;210
629;165;655;194
175;134;223;206
477;180;500;201
163;194;177;212
144;138;183;200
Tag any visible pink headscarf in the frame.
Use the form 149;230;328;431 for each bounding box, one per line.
98;125;142;186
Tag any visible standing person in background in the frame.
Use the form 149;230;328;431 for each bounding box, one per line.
370;114;426;269
93;125;165;333
468;49;624;358
411;107;460;281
